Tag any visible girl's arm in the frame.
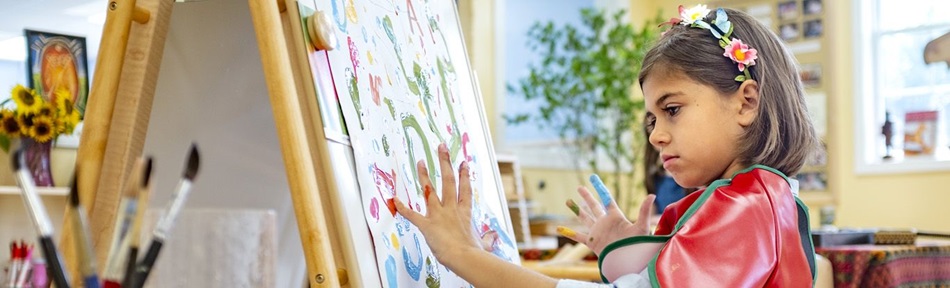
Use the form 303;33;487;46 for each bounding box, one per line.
393;144;557;287
394;144;654;287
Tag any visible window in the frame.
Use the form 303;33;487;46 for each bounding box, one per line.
496;0;596;169
854;0;950;174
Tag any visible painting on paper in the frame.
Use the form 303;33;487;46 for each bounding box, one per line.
311;0;519;287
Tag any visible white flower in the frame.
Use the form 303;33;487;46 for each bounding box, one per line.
678;4;711;25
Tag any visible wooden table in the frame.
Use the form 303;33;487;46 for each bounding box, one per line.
521;260;602;282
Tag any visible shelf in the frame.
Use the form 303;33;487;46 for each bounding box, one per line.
0;186;69;196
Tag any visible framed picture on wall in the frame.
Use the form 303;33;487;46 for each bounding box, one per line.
803;0;822;16
804;19;823;38
778;1;798;20
779;23;800;42
800;63;822;88
24;29;89;118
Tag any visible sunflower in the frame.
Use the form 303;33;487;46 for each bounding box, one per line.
17;113;35;135
30;116;54;143
0;109;20;137
11;85;42;114
37;102;55;118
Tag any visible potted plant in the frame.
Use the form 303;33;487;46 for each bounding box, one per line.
506;8;661;212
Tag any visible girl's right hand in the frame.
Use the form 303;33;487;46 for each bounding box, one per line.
561;188;656;255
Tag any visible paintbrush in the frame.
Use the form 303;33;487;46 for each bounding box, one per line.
101;157;148;288
69;173;101;288
14;243;33;288
8;241;20;287
131;144;199;288
121;157;153;288
12;149;70;288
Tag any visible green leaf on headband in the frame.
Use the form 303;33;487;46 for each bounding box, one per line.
725;25;734;39
735;75;746;82
719;39;728;48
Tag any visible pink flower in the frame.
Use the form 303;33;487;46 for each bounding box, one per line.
723;38;758;71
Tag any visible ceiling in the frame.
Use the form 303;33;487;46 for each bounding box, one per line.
0;0;105;61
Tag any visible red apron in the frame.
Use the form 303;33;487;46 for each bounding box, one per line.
598;165;816;287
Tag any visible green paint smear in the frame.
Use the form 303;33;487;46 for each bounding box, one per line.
382;135;391;156
348;72;365;129
437;58;461;156
425;257;440;288
402;115;436;192
384;98;396;119
383;16;421;96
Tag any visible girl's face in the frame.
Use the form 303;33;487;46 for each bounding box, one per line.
642;70;755;188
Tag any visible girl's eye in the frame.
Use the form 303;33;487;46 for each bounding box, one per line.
663;106;680;117
644;115;656;134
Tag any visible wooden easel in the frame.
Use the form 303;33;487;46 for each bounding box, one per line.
61;0;174;285
65;0;347;287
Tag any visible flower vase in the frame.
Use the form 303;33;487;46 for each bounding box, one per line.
21;138;54;187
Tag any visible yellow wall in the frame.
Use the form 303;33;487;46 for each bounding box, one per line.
464;0;950;231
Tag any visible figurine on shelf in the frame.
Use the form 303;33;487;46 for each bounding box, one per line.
882;111;894;159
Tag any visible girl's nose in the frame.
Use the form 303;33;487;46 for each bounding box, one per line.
649;127;670;148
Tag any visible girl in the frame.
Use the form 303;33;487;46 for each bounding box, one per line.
394;5;818;287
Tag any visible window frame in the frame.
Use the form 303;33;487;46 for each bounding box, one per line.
853;0;950;175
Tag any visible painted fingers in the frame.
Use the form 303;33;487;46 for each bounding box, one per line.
394;143;469;222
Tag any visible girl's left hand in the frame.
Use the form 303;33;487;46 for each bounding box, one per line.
393;144;482;263
561;188;656;255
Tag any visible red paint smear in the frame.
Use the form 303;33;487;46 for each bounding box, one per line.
406;190;422;211
462;132;472;162
385;198;397;216
373;164;398;216
423;185;432;205
370;73;382;106
348;36;360;82
370;198;380;221
405;0;428;53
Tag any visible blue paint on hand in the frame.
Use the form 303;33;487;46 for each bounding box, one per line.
590;174;613;208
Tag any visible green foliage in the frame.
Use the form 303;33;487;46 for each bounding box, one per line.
505;8;662;197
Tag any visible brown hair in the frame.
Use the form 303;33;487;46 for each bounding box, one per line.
638;8;818;176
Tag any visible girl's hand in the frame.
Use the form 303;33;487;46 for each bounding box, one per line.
560;187;656;255
393;143;482;262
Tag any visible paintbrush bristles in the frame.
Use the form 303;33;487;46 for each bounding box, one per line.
183;143;199;181
142;157;153;188
69;175;80;207
10;150;23;170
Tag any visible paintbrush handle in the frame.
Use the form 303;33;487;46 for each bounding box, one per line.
131;240;163;288
102;280;121;288
39;236;70;288
84;275;101;288
121;247;138;288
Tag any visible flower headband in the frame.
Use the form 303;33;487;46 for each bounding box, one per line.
662;5;758;82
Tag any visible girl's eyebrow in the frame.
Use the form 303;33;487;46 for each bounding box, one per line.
654;92;684;107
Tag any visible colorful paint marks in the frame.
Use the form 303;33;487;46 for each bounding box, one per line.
312;0;519;286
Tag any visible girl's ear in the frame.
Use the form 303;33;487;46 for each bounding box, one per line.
736;80;760;127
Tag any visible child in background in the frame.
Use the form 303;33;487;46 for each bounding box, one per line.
394;5;818;287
